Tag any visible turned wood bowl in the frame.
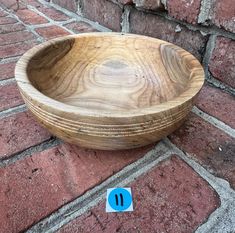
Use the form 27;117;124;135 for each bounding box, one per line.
15;33;204;150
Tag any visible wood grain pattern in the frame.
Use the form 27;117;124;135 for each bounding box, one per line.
15;33;204;150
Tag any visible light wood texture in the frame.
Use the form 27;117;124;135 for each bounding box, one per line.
15;33;204;150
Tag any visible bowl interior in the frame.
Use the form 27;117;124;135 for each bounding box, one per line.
27;34;197;111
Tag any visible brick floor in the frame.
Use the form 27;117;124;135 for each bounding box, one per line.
0;41;38;59
59;156;219;233
169;113;235;189
0;1;234;232
0;143;154;233
16;9;49;25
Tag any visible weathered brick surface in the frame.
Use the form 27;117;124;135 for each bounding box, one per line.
167;0;201;24
169;113;235;189
0;83;24;112
0;0;27;10
52;0;78;12
0;143;153;233
211;0;235;33
65;21;98;33
35;26;70;39
133;0;164;10
0;31;35;46
16;9;48;25
130;9;207;60
59;156;219;233
0;23;25;34
196;84;235;128
209;37;235;88
0;17;17;25
118;0;133;4
0;41;37;59
37;6;70;21
0;111;51;159
82;0;123;31
0;62;15;80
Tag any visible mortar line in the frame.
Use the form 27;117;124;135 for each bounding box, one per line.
26;141;172;233
192;106;235;138
121;5;131;33
0;78;16;86
202;34;216;77
0;104;26;119
0;137;61;167
26;5;75;35
0;55;21;64
206;75;235;96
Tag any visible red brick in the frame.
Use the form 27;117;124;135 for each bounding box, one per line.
0;83;24;112
211;0;235;33
0;23;25;33
25;0;42;8
130;9;207;60
0;41;37;59
82;0;123;31
196;84;235;128
169;113;235;188
209;37;235;88
0;0;27;10
117;0;133;5
0;31;35;46
65;21;98;33
167;0;201;24
37;6;70;21
0;62;15;80
0;17;17;25
0;143;153;233
35;26;70;39
59;156;219;233
16;9;48;25
0;111;51;159
133;0;164;10
52;0;78;12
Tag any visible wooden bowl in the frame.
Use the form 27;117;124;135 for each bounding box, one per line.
15;33;204;150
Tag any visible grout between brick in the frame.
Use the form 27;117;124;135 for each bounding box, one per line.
121;5;131;33
0;55;21;64
0;137;61;168
192;106;235;138
0;78;16;86
0;104;26;119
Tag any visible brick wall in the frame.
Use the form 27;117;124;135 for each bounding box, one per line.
51;0;235;95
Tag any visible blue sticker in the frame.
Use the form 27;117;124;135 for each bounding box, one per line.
106;187;133;212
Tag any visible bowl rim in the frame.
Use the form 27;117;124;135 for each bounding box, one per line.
15;32;205;118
